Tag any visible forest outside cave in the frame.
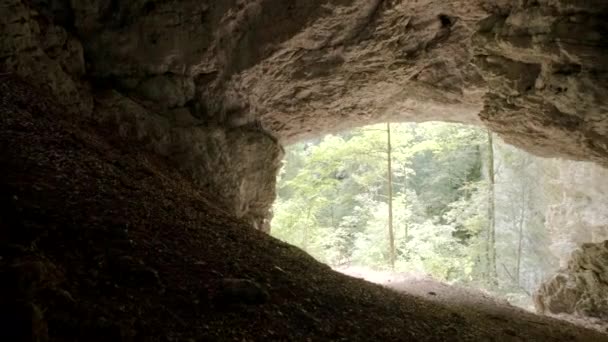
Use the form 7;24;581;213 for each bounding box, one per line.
270;121;597;311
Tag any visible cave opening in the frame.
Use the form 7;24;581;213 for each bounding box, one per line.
3;0;608;339
271;121;608;326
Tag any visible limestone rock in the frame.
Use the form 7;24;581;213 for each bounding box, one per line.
227;0;488;141
2;0;608;229
135;74;195;109
472;0;608;166
0;0;92;115
93;89;283;225
535;241;608;323
543;159;608;266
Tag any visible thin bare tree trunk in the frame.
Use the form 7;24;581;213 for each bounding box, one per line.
404;164;408;245
303;206;312;252
515;188;527;286
487;130;497;283
387;122;395;270
400;163;409;261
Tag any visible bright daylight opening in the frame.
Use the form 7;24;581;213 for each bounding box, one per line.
270;121;604;314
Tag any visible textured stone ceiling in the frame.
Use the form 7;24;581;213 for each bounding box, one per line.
2;0;607;223
4;0;607;161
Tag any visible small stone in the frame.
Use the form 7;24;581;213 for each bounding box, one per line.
213;278;269;306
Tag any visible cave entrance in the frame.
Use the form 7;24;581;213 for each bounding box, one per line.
270;121;605;313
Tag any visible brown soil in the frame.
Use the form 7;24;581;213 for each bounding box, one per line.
1;75;606;341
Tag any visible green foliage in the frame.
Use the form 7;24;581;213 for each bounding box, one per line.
271;122;557;307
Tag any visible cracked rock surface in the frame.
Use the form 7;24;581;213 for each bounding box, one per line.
2;0;608;223
535;241;608;327
473;0;608;166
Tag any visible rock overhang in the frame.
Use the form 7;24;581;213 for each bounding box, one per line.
2;0;607;224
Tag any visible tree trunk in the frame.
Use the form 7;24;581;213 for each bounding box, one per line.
387;122;395;270
404;166;408;243
303;205;312;252
515;187;527;286
486;130;497;283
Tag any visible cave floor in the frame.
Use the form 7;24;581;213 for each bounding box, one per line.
1;76;607;341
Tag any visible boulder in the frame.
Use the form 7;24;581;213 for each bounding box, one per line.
535;240;608;324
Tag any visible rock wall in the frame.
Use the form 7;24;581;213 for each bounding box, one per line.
0;0;284;228
0;0;92;114
93;90;283;230
1;0;607;228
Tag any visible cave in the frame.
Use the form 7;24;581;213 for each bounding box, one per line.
1;0;607;341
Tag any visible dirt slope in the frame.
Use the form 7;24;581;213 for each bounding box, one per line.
1;76;606;341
